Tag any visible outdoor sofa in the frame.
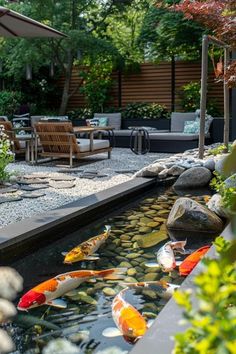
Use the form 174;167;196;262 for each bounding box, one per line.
94;112;212;153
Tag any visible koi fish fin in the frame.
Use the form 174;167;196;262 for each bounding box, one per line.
46;299;67;309
102;327;122;338
176;261;183;266
86;279;97;283
105;225;111;234
147;319;155;328
96;267;127;280
144;262;160;268
84;256;100;261
61;252;68;256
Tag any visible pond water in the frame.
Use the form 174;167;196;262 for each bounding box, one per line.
9;187;214;354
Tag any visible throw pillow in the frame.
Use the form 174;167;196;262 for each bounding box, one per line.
86;117;108;127
195;114;213;134
183;121;199;134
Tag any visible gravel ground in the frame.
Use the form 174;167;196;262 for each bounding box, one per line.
0;148;171;229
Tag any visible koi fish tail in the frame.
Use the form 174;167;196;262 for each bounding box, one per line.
121;281;145;289
104;225;111;235
95;267;127;280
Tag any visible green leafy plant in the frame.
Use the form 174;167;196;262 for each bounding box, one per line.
179;81;222;117
122;102;169;119
0;125;14;183
173;236;236;354
80;63;113;113
67;107;94;120
208;144;233;156
0;91;22;117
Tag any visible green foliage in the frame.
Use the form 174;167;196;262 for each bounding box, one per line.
138;3;204;61
173;236;236;354
208;144;232;156
0;91;22;117
179;81;222;117
80;62;113;112
67;107;94;120
0;125;14;182
122;102;169;119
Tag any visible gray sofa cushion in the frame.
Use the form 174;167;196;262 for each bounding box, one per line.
94;113;121;130
149;132;209;141
171;112;195;132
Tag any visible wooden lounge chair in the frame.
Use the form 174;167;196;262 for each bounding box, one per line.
34;122;112;167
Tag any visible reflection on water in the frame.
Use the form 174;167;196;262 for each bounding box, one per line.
9;187;214;353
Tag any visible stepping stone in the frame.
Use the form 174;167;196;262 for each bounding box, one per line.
57;169;84;174
83;170;98;175
49;175;76;181
96;174;108;178
49;181;76;189
23;173;49;179
21;192;46;198
20;185;49;191
0;186;19;194
114;170;138;174
79;174;96;179
17;179;49;185
0;196;22;204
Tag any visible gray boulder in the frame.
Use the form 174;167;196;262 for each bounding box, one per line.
173;167;212;189
134;162;165;177
207;193;229;219
167;197;224;234
224;174;236;188
203;158;215;171
158;169;168;179
167;165;185;176
215;154;234;178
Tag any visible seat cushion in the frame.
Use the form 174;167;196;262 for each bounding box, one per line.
149;132;209;141
77;138;110;152
171;112;195;132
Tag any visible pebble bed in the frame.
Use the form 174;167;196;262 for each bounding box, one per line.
11;187;212;353
0;149;170;229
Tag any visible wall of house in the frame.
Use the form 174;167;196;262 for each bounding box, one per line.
57;61;224;113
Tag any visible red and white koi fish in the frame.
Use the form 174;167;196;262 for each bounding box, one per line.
122;281;179;300
103;288;148;343
17;268;126;311
63;225;111;264
145;240;187;272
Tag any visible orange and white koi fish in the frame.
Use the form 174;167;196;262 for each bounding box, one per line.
17;268;126;311
103;288;148;342
145;240;187;272
122;281;179;300
64;225;111;264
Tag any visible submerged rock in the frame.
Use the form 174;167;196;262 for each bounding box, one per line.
137;230;168;248
167;197;224;234
173;167;212;189
103;287;116;296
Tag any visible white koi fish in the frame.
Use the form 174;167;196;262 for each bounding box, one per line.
145;240;187;272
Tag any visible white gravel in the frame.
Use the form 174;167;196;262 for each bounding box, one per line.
0;148;170;229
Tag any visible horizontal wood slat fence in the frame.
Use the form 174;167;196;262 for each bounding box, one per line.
57;61;224;113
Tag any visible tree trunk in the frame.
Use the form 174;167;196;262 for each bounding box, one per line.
59;50;74;115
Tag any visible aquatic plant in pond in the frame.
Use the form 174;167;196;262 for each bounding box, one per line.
0;125;14;183
10;188;214;353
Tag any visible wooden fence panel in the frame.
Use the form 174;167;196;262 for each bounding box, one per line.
57;61;224;113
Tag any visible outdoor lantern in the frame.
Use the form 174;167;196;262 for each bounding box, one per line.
26;64;32;80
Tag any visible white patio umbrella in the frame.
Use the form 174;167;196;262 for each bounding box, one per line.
0;6;66;38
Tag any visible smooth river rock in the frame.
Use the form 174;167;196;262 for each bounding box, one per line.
173;167;212;189
207;193;229;219
167;197;224;233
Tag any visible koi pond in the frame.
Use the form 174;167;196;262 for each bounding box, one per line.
9;186;214;354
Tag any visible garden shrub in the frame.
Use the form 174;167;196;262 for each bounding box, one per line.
0;125;14;183
67;107;94;120
122;102;169;119
0;91;22;117
179;81;222;117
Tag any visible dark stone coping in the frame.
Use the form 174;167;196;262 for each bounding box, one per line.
0;177;161;263
130;223;232;354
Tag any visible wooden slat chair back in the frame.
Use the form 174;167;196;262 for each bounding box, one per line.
35;122;79;156
0;121;21;151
